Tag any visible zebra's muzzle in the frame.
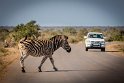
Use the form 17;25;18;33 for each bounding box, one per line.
66;48;71;53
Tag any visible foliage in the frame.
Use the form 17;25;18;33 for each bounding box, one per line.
104;28;124;41
39;27;124;43
1;21;124;44
12;20;40;42
0;28;9;42
77;28;88;41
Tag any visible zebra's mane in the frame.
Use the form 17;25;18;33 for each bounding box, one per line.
50;35;68;41
50;35;61;40
49;35;68;51
50;35;63;51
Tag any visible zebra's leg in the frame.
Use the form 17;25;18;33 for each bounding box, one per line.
38;56;48;72
20;56;25;73
20;54;28;73
49;57;58;71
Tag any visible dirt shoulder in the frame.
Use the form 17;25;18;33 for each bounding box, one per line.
106;41;124;57
0;47;19;79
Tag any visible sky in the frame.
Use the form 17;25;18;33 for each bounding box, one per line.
0;0;124;26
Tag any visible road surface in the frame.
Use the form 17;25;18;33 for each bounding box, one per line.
1;42;124;83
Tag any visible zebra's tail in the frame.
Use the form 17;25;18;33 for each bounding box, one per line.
18;36;27;49
19;36;27;43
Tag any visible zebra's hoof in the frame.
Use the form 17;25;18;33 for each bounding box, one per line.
22;69;26;73
54;67;58;71
21;67;26;73
38;70;42;72
38;67;42;72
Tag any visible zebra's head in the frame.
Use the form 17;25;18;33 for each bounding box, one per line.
61;35;71;53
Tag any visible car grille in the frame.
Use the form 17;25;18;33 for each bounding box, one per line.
91;41;100;44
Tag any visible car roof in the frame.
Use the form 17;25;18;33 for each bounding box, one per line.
88;32;103;34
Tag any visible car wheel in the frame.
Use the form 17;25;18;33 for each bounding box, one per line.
101;48;105;52
86;47;88;51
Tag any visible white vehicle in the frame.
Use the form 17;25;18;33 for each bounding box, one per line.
84;32;105;52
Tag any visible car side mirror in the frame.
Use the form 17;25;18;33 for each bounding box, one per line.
84;36;87;39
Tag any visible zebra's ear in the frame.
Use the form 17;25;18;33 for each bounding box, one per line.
62;35;68;40
32;35;37;40
67;36;68;39
65;36;68;39
23;36;27;41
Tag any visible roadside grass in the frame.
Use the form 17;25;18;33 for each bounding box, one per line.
106;42;124;56
0;43;9;79
0;47;8;57
115;44;124;53
68;36;81;44
109;41;124;52
120;48;124;52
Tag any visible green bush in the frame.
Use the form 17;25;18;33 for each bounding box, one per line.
11;20;40;42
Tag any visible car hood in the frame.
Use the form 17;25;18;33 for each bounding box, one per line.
86;38;105;41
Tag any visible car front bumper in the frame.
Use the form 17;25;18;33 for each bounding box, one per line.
86;43;105;49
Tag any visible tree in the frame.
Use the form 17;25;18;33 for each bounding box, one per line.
12;20;40;42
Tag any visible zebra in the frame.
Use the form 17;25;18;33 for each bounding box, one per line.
18;35;71;73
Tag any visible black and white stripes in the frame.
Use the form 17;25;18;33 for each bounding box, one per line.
18;35;71;72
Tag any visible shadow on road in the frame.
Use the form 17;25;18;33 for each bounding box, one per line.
89;50;121;52
24;69;108;73
105;51;121;52
44;69;107;72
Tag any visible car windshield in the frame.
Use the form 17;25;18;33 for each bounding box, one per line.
88;34;103;39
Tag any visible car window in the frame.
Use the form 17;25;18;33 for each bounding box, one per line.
88;34;103;39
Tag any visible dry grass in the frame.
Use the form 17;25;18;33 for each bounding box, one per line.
0;43;8;71
106;42;124;56
0;46;19;79
0;47;8;57
68;36;79;44
0;44;8;79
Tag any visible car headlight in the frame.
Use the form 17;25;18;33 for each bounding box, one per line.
101;41;105;44
86;41;95;44
86;40;91;43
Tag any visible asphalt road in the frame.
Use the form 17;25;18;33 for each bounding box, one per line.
1;42;124;83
